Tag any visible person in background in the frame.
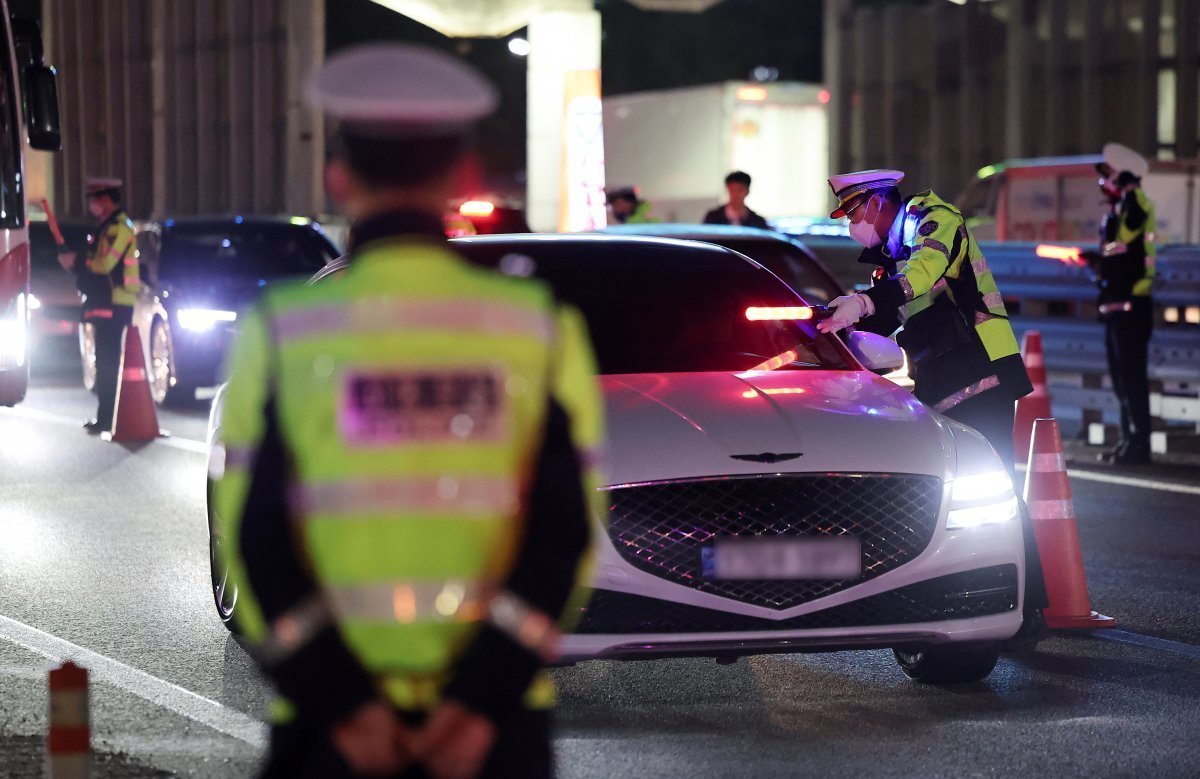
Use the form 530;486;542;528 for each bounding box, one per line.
606;186;657;224
702;170;770;228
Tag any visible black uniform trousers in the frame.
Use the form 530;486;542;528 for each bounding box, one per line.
1103;299;1153;454
941;388;1050;614
263;708;554;779
90;306;133;429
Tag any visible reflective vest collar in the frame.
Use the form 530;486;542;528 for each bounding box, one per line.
348;208;447;253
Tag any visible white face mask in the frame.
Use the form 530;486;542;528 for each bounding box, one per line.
848;215;883;248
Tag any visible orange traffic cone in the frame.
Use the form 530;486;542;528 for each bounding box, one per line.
103;325;165;442
47;660;89;778
1013;331;1053;465
1024;418;1115;630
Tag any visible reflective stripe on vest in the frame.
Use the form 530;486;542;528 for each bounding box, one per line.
271;299;556;343
325;580;488;624
296;477;519;518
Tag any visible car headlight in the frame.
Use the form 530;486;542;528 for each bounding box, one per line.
946;469;1018;529
178;308;237;332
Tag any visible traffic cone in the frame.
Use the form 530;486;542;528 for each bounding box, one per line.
1024;417;1115;630
1013;331;1053;465
47;660;89;778
102;325;165;442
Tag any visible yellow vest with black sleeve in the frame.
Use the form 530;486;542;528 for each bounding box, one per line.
1116;188;1156;299
866;191;1032;412
86;210;140;307
212;239;606;721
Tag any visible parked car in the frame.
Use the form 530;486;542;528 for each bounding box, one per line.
80;215;339;404
206;235;1025;683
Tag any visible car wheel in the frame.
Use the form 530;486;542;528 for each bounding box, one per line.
207;478;239;630
149;317;176;405
79;323;96;391
892;643;1000;684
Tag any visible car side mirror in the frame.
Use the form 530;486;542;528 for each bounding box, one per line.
846;330;904;374
25;65;61;151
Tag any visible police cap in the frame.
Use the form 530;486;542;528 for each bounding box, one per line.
827;169;904;218
306;43;498;138
85;176;123;199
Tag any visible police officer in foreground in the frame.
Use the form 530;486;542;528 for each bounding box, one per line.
212;44;605;778
1090;143;1157;465
816;171;1047;631
56;177;140;433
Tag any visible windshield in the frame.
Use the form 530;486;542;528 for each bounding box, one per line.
160;223;334;280
456;240;854;375
710;238;842;304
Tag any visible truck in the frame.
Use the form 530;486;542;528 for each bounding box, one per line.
956;154;1200;245
0;10;61;406
602;81;829;224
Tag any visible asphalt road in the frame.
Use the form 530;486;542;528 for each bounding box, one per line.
2;337;1198;777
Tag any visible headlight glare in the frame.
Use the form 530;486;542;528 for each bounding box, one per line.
946;469;1017;529
178;308;237;332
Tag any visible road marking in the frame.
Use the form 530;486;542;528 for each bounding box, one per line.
0;615;266;747
1016;463;1200;496
0;405;208;454
1092;629;1200;661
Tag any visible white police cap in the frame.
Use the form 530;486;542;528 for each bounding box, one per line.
827;169;905;218
1101;143;1148;179
306;43;498;138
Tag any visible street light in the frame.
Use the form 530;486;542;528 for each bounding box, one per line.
508;37;531;56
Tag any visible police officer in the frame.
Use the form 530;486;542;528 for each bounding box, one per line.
605;186;657;224
212;44;605;778
57;177;140;433
1092;144;1156;465
817;170;1047;632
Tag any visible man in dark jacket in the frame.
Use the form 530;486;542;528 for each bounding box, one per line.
702;171;770;228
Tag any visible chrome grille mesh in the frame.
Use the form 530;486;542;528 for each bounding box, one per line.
604;474;943;610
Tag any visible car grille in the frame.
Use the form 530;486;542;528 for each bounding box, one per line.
575;564;1018;634
604;474;943;610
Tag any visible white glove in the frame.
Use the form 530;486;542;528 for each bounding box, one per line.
817;294;874;333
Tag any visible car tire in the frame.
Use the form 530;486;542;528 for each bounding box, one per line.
150;317;192;406
892;643;1000;684
207;478;239;631
79;322;97;392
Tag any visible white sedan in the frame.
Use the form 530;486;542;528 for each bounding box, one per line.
207;235;1026;684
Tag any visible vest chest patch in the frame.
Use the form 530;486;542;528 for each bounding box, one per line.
340;367;508;446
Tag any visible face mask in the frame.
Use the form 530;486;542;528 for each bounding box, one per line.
849;215;883;248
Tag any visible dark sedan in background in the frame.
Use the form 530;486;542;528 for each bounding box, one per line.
77;215;339;404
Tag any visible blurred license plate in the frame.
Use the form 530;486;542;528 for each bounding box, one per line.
701;537;861;580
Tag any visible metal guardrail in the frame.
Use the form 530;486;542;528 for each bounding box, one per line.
986;242;1200;439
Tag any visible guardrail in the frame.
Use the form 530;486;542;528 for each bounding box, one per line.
985;243;1200;445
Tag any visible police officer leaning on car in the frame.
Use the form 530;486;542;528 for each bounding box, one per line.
212;44;606;779
816;170;1048;630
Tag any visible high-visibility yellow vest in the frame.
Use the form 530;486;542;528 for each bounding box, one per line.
1115;188;1156;297
87;210;140;307
214;238;605;717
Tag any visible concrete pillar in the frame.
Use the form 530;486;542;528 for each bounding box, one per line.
1138;0;1161;156
959;2;979;185
881;5;903;166
1004;0;1029;159
150;0;168;217
852;7;882;170
1176;0;1199;159
822;0;854;177
526;2;602;232
283;0;325;217
1080;0;1103;153
1044;0;1067;156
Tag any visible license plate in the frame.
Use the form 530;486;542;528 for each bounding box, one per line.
701;537;861;581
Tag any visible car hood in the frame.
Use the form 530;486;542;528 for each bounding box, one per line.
601;370;954;485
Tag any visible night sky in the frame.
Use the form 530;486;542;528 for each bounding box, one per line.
326;0;823;187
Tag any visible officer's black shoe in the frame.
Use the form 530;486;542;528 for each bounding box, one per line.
1111;446;1151;466
1097;441;1128;464
84;419;106;434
